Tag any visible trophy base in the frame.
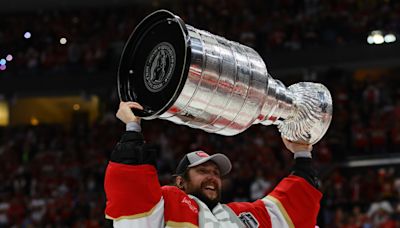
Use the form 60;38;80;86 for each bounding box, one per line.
118;10;191;118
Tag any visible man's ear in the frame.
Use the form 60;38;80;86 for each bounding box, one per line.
175;176;185;190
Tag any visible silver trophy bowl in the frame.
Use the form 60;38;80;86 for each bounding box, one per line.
118;10;332;144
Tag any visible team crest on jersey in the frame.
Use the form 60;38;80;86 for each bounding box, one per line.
239;212;259;228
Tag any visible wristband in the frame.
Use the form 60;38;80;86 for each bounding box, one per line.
126;122;142;132
294;151;312;159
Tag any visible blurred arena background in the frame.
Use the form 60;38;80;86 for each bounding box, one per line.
1;0;400;227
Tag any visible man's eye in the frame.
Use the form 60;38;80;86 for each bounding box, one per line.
198;169;206;173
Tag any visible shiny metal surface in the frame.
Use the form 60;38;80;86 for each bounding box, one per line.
124;10;333;144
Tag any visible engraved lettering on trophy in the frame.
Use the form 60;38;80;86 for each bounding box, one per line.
318;91;328;113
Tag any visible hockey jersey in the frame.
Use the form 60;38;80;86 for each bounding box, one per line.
104;131;321;228
104;162;321;227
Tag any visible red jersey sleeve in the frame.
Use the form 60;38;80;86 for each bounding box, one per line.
104;162;162;220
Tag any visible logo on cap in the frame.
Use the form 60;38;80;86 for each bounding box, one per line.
195;151;209;158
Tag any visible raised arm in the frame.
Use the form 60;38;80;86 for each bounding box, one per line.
104;102;164;227
282;137;320;189
228;138;322;228
265;138;321;227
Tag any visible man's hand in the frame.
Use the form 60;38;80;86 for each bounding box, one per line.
116;101;143;124
282;137;312;153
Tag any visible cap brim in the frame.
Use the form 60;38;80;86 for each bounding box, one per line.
188;153;232;176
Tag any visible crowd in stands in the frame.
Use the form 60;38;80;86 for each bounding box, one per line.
1;0;400;74
322;167;400;227
0;69;400;227
325;70;400;160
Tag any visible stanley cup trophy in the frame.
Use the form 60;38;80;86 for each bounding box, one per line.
118;10;332;145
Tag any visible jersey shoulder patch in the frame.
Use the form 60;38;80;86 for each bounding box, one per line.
239;212;259;228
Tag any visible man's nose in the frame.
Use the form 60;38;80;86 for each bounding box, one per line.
206;172;220;180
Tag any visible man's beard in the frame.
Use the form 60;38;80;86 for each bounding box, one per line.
190;187;221;210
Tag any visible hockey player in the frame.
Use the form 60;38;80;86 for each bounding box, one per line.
105;101;321;227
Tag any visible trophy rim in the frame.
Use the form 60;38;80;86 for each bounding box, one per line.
117;9;191;119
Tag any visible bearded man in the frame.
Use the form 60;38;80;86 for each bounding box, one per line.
104;101;321;227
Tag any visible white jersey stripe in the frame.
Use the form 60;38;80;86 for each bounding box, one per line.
113;197;165;228
262;196;293;228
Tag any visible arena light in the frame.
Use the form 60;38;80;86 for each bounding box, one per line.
372;30;384;44
30;117;39;126
0;101;9;126
73;104;80;111
384;33;396;43
6;54;13;61
0;59;5;65
368;30;397;45
60;37;67;45
24;31;32;39
0;65;6;71
367;36;374;44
